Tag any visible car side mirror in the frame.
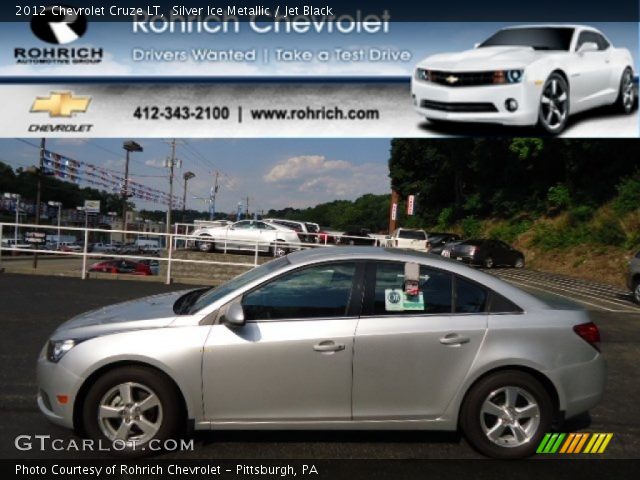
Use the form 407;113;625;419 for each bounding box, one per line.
222;302;246;327
578;42;598;54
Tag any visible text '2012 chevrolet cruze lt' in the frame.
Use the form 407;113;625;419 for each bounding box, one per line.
37;247;605;458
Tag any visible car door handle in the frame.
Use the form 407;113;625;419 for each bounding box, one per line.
313;341;345;353
439;334;470;346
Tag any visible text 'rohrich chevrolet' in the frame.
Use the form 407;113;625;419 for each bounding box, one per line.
412;25;636;134
37;248;605;458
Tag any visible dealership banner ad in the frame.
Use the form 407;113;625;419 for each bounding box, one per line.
1;1;640;480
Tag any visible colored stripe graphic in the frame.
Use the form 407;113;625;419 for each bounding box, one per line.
537;433;613;454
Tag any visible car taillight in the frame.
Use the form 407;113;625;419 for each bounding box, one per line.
573;322;600;351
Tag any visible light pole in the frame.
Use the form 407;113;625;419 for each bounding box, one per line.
4;193;20;243
122;141;143;242
48;201;62;249
182;171;195;223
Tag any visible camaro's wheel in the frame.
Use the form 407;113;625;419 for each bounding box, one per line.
483;257;494;269
538;73;570;135
271;241;288;257
461;371;553;458
615;67;635;114
82;366;181;455
514;257;525;269
196;235;214;252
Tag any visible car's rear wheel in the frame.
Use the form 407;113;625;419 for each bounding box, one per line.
82;366;181;456
196;235;214;253
615;67;635;114
538;73;570;135
514;257;525;269
461;371;553;458
271;241;288;257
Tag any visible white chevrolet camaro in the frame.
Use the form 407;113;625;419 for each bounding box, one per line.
412;25;636;134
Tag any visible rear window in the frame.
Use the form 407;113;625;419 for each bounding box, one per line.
398;230;427;240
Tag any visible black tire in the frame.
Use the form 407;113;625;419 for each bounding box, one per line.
82;366;182;456
196;235;214;253
483;257;494;269
271;241;288;257
633;279;640;304
461;371;553;458
538;73;570;135
614;67;635;114
514;256;525;269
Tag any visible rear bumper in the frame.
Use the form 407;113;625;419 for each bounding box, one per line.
411;77;541;126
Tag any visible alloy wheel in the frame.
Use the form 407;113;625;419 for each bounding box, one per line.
98;382;163;447
480;386;541;448
622;70;635;112
634;283;640;304
540;77;569;132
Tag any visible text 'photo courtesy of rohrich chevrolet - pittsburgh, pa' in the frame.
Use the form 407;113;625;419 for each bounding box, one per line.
0;1;640;479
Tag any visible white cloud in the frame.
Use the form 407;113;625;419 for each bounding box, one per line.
264;155;351;182
261;155;389;208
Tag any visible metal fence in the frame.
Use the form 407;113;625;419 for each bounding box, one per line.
0;222;386;285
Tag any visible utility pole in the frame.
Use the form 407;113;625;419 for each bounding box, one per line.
209;170;220;221
182;171;195;223
245;195;250;218
165;139;181;236
33;138;45;269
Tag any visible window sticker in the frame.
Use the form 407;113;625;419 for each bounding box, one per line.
385;289;425;311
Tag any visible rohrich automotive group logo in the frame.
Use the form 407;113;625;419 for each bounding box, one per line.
14;4;102;65
31;6;87;44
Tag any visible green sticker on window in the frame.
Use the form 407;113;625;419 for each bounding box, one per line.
385;289;425;311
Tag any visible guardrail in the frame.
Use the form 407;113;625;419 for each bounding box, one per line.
0;222;385;285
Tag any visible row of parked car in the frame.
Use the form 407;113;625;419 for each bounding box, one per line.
386;228;525;269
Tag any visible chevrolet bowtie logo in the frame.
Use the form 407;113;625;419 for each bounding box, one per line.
445;75;460;84
31;92;91;117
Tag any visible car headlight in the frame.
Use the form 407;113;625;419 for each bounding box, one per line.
415;68;430;82
493;69;524;84
47;339;79;363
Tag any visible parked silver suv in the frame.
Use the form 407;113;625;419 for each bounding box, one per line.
37;247;605;458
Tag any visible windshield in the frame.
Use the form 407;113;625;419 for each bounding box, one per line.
187;256;290;314
479;27;574;51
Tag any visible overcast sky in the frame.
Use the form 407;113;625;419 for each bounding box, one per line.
0;139;392;213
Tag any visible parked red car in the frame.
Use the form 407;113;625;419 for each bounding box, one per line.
88;259;152;276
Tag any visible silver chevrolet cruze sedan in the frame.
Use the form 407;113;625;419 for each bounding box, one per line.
37;247;605;458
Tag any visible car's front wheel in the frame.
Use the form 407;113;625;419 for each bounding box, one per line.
514;256;525;269
483;257;494;269
538;73;570;135
615;67;635;114
461;371;553;458
633;279;640;304
196;235;214;252
82;366;181;456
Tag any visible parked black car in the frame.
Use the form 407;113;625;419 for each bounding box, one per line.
339;228;377;246
449;239;525;269
426;233;462;255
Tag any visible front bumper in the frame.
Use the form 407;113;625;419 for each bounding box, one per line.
36;345;83;430
411;76;541;126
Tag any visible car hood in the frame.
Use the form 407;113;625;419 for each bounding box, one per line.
417;46;545;70
51;290;190;340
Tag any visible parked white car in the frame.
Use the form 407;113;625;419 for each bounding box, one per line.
412;25;636;134
193;220;301;256
386;228;428;251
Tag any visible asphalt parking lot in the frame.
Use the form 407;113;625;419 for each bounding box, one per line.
0;271;638;460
